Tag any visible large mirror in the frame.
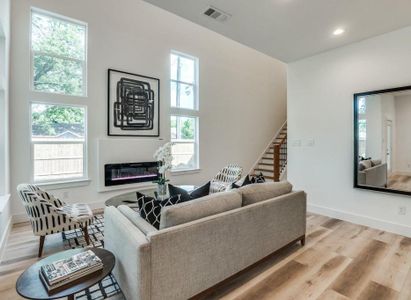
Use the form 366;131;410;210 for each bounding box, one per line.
354;85;411;196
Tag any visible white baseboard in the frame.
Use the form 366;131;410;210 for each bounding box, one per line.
12;200;107;224
0;216;12;261
308;203;411;238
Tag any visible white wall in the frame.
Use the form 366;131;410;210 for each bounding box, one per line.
10;0;287;220
0;0;11;256
395;95;411;174
288;25;411;237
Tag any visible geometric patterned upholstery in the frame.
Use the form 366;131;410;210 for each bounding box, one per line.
209;164;243;194
17;184;94;237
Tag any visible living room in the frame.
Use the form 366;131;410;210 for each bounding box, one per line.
2;0;411;299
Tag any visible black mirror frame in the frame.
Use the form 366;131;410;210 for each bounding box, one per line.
354;85;411;196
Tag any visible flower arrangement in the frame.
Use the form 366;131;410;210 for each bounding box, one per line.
153;142;174;186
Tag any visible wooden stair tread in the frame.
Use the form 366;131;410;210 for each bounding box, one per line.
254;168;274;172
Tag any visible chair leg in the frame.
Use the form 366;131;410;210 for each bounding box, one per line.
300;235;306;247
38;236;45;257
82;225;90;245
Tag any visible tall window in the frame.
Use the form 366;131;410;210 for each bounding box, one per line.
170;51;199;171
31;103;87;183
31;9;87;96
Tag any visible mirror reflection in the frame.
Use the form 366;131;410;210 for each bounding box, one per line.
355;87;411;193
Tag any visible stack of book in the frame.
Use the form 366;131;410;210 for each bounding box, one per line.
39;250;103;293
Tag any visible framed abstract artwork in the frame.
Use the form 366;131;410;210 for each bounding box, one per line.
108;69;160;137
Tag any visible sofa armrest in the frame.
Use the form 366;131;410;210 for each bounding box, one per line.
363;163;387;187
104;206;151;300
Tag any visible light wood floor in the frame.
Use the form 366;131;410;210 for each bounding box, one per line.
2;214;411;300
388;174;411;192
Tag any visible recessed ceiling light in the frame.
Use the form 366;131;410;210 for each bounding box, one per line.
333;28;345;36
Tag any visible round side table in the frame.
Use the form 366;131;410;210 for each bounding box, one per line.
16;247;115;300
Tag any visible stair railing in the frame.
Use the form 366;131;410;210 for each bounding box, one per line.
273;133;287;182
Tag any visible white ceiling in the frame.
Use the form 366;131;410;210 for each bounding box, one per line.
143;0;411;62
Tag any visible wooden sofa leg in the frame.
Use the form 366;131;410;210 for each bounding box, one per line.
83;225;90;245
38;236;45;257
300;235;306;247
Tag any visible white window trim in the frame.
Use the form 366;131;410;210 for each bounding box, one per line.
30;7;88;97
29;101;89;186
170;50;199;111
170;115;200;172
170;50;200;172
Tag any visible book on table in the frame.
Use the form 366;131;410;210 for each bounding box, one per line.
39;249;103;292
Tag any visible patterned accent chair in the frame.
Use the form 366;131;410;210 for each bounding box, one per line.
17;184;94;257
209;164;243;194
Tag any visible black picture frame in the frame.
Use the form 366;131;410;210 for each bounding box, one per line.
107;69;160;137
354;84;411;196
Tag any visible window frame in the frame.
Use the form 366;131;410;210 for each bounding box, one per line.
170;114;200;172
170;50;199;111
29;101;88;185
170;50;200;172
30;8;88;97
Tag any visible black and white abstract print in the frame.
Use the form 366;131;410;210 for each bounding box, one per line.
108;69;160;137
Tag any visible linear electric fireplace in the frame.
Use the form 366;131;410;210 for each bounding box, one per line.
105;162;159;186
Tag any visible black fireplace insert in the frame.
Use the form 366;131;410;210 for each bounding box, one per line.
105;162;159;186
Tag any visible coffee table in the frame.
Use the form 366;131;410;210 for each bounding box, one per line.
16;248;115;300
105;185;196;208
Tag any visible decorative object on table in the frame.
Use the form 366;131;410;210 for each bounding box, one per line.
209;164;243;194
136;192;181;229
17;184;94;257
168;182;210;202
153;142;174;199
250;172;266;183
107;69;160;137
40;249;103;293
16;247;115;300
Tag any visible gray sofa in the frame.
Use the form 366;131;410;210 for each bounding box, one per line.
358;159;387;188
104;182;306;300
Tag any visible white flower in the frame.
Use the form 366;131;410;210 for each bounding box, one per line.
154;142;175;174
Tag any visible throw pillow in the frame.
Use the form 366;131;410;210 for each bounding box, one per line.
231;175;252;189
168;182;211;202
360;160;372;170
250;172;266;183
136;192;181;229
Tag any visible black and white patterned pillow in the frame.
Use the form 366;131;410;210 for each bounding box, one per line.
251;172;266;183
136;193;181;229
231;175;252;189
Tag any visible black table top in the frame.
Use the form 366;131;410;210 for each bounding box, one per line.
104;185;196;208
16;248;115;300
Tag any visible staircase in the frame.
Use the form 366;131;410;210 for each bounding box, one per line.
251;122;287;181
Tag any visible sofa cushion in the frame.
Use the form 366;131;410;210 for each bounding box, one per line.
371;159;382;167
359;160;372;170
159;190;242;229
168;182;210;202
117;205;157;235
137;193;182;229
238;181;293;206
